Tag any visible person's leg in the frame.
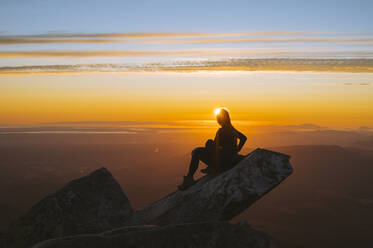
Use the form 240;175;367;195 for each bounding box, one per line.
178;147;207;190
186;147;205;178
200;140;219;174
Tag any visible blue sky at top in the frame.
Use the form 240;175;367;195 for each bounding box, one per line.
0;0;372;70
0;0;372;35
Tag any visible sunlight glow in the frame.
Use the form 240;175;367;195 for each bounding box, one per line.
0;73;372;127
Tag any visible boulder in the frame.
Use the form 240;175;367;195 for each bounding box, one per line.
32;221;283;248
137;148;292;225
7;168;138;248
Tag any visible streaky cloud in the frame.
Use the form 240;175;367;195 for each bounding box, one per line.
0;31;307;39
1;58;372;74
0;49;372;58
142;37;373;45
0;49;309;58
0;49;294;57
1;36;373;45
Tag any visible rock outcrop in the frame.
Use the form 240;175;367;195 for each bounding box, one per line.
6;148;292;248
137;148;292;225
32;221;282;248
7;168;137;248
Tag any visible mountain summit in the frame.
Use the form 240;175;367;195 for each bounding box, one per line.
5;148;292;248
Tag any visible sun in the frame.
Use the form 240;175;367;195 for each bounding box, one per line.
214;108;221;116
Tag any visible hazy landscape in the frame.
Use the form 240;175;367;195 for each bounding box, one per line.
1;128;372;247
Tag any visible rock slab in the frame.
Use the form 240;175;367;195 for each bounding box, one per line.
137;148;293;225
7;167;136;248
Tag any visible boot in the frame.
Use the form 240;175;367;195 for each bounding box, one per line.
178;176;195;191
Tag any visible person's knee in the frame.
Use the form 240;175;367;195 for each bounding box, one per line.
205;139;214;149
192;147;204;157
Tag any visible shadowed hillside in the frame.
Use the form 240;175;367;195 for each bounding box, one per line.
0;136;373;247
237;145;373;247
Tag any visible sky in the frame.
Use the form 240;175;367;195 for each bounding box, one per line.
1;0;373;34
0;0;372;129
1;0;373;70
0;0;372;71
1;72;372;128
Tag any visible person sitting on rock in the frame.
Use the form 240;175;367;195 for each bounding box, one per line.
178;108;247;191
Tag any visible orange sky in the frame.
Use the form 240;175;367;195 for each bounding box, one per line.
0;71;372;128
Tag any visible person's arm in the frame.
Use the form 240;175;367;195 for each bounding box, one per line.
233;127;247;153
213;128;221;146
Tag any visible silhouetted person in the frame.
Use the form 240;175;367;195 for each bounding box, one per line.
178;108;247;190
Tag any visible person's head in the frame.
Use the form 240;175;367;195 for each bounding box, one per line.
215;108;231;127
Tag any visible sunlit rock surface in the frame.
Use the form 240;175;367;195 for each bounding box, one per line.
32;221;282;248
137;148;293;225
7;168;136;248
